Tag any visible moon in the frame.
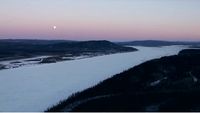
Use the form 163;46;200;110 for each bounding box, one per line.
53;26;57;30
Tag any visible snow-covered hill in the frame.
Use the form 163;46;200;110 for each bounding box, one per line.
0;46;186;111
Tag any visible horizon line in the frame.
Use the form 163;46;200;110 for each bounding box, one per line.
0;38;200;43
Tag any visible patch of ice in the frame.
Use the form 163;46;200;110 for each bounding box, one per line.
189;72;198;83
150;77;168;86
150;80;162;86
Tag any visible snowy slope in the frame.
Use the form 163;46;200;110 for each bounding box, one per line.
0;46;187;111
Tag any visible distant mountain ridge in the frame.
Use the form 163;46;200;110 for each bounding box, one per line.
0;39;136;60
118;40;200;47
52;40;135;52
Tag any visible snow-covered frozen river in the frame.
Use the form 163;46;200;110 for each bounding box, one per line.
0;46;187;111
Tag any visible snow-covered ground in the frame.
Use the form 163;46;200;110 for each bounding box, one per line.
0;56;50;69
0;54;95;70
0;46;187;111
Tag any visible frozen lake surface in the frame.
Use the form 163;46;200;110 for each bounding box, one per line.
0;46;187;111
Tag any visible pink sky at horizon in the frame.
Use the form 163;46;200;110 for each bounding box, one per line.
0;0;200;41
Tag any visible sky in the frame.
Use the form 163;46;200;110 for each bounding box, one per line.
0;0;200;41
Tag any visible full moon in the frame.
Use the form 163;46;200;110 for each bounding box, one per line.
53;26;57;30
